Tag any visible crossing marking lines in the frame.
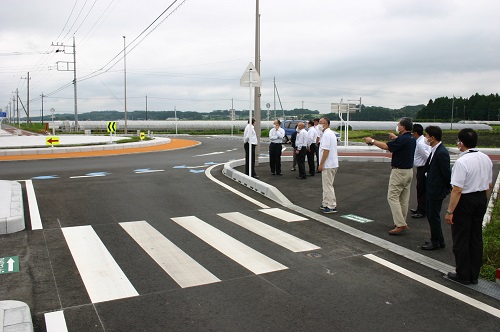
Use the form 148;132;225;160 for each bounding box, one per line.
219;212;320;252
172;216;288;275
120;221;220;288
259;207;308;222
62;226;139;303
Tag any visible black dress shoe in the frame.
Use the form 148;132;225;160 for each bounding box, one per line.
410;208;418;213
296;176;306;180
276;173;282;176
425;241;445;248
421;243;441;250
411;213;425;218
447;272;470;285
471;279;478;284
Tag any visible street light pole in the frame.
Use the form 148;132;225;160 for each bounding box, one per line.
123;36;128;134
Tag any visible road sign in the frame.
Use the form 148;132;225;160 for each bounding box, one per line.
0;256;19;274
0;112;6;118
107;121;117;132
140;132;145;140
240;62;261;87
46;136;60;146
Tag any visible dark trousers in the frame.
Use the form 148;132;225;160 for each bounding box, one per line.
315;142;320;168
451;191;487;282
426;198;445;246
416;166;426;214
307;143;317;175
244;142;257;177
297;147;307;178
269;143;282;174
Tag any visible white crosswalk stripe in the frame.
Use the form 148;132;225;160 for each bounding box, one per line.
219;212;320;252
259;207;308;222
62;226;139;304
172;216;288;275
119;220;220;288
61;209;318;303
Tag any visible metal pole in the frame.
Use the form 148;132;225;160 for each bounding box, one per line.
16;89;19;126
249;69;253;177
451;95;455;130
41;93;44;125
273;76;276;119
145;95;148;121
73;36;78;131
26;72;30;126
174;106;178;134
123;36;128;134
254;0;261;166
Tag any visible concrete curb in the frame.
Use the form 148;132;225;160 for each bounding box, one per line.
0;137;171;156
222;155;391;206
0;300;33;332
0;181;24;235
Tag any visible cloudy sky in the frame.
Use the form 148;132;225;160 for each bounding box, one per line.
1;0;499;118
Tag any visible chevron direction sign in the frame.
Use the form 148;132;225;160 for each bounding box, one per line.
107;121;117;132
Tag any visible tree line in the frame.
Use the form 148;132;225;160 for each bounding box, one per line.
24;93;500;122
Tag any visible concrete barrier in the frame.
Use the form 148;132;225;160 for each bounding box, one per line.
0;181;24;235
0;300;33;332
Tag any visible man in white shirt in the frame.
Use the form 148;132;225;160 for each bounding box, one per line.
314;118;323;172
306;120;317;176
411;124;431;218
268;119;285;175
445;129;493;285
317;117;339;213
243;118;258;178
294;122;308;179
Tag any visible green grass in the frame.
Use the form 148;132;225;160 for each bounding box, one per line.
480;195;500;281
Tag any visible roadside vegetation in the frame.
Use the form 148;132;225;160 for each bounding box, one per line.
481;196;500;281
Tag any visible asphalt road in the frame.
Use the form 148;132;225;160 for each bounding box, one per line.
0;136;499;331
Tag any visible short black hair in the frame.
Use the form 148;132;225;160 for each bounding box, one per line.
313;118;320;123
399;117;413;131
275;119;281;125
425;125;442;141
321;117;330;126
412;124;424;136
458;128;478;148
308;120;314;126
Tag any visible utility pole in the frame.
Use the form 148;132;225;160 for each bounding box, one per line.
16;89;19;126
145;95;148;121
254;0;261;165
21;72;31;125
123;36;128;134
41;93;44;124
451;95;455;130
53;36;78;131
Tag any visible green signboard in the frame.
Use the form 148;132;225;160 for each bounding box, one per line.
341;214;373;224
0;256;19;274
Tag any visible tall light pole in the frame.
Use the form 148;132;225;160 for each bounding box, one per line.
123;36;128;134
254;0;261;164
72;36;78;131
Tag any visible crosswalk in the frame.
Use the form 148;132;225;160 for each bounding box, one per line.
60;208;319;304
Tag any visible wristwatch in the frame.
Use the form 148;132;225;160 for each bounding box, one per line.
446;210;453;215
370;139;375;145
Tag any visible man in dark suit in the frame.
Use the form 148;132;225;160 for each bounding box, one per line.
421;126;451;250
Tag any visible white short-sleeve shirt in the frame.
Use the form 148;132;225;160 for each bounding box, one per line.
319;128;339;169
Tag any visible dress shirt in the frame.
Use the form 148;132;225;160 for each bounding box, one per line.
269;127;285;143
243;123;257;145
451;149;492;193
319;128;339;168
428;141;442;164
295;129;308;149
314;124;323;143
306;126;317;148
414;135;431;167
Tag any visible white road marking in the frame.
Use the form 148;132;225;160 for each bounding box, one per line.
259;208;308;222
193;151;224;157
45;310;68;332
205;164;269;209
219;212;320;252
119;221;220;288
25;180;43;230
364;254;500;319
62;225;139;303
172;216;287;274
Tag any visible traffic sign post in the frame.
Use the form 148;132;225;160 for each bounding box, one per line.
240;62;261;177
107;121;117;142
46;136;60;146
0;256;19;274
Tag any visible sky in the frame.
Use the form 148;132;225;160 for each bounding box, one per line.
1;0;499;118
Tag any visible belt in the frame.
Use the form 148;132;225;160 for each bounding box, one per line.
392;167;412;169
270;142;282;144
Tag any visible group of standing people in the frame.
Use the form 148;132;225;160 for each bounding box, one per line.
365;118;493;285
244;117;340;214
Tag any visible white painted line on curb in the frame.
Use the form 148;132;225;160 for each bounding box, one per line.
364;254;500;319
25;180;42;230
